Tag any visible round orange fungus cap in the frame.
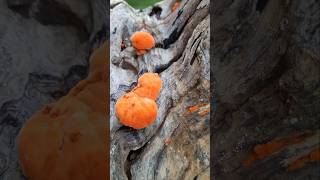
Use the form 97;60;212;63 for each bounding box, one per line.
130;31;155;51
115;92;158;129
132;73;163;100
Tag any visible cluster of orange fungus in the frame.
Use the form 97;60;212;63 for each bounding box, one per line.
115;73;162;129
130;31;155;55
17;41;109;180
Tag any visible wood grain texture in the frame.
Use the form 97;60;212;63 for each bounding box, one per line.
211;0;320;179
0;0;108;179
110;0;210;179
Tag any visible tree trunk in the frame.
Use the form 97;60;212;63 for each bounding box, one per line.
212;0;320;179
110;0;210;179
0;0;108;179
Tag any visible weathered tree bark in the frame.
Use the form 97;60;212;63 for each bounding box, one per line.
212;0;320;179
0;0;108;179
110;0;210;179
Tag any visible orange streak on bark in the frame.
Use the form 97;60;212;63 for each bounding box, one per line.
243;131;314;167
187;103;208;113
171;2;181;12
164;138;172;146
188;106;200;113
287;148;320;171
199;108;210;116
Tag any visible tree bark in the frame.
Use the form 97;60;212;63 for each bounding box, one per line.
211;0;320;179
0;0;108;179
110;0;210;179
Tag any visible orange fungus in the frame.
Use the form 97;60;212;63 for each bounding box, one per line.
17;42;109;180
172;2;181;12
115;72;163;129
115;92;158;129
132;73;163;100
130;31;155;55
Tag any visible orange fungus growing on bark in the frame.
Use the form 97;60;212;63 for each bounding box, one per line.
115;92;158;129
130;31;155;55
132;73;163;100
115;72;163;129
17;41;109;180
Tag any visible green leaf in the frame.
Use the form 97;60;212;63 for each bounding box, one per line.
126;0;163;9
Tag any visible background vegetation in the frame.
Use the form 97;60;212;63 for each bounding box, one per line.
125;0;163;9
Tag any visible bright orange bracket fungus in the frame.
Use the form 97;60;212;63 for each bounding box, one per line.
130;31;155;55
115;92;158;129
115;72;163;129
132;73;162;100
17;42;109;180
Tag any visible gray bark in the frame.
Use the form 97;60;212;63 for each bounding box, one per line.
212;0;320;179
0;0;108;179
110;0;210;179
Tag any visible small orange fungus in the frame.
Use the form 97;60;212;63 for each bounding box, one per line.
130;31;155;55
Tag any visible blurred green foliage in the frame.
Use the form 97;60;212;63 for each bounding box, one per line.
126;0;163;9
